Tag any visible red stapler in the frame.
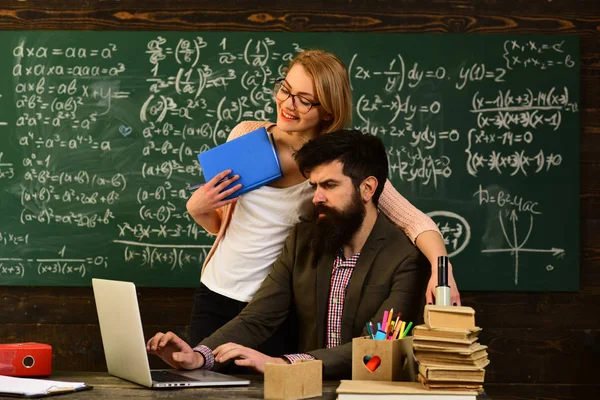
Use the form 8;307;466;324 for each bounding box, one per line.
0;342;52;376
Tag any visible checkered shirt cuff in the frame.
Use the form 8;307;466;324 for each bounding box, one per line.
283;353;316;364
192;344;214;370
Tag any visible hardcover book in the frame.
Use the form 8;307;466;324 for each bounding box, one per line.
336;380;481;400
424;306;476;330
413;325;482;341
197;127;283;200
418;364;486;383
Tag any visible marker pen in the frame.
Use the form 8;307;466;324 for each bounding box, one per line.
435;255;452;306
374;330;387;341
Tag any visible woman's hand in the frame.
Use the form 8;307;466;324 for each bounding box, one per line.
186;170;242;218
426;260;461;306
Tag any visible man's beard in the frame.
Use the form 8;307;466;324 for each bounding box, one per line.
310;189;366;259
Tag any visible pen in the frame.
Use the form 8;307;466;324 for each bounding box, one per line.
399;321;406;338
366;322;374;339
387;321;395;340
381;311;389;332
391;316;401;339
402;321;413;338
385;308;394;335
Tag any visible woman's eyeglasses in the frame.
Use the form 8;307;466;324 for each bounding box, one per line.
273;78;320;114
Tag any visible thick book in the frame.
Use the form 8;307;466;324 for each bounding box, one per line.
415;347;488;361
413;339;480;352
197;127;283;200
419;359;490;370
413;325;482;341
337;380;480;400
414;336;479;346
415;355;489;369
418;364;486;383
424;306;476;330
413;343;488;355
418;375;484;391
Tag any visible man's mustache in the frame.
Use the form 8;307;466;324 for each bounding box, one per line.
313;204;336;218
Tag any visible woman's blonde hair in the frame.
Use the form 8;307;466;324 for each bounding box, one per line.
287;50;352;134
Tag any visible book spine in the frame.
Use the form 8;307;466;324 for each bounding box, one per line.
267;132;283;173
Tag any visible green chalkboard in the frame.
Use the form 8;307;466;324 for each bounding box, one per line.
0;32;579;290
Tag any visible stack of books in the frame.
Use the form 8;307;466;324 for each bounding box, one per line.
413;305;489;392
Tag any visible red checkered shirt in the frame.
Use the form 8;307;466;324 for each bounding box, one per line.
325;251;360;348
194;250;360;368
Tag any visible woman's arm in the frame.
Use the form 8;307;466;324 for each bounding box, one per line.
414;230;461;306
186;170;240;234
186;121;262;234
378;180;461;306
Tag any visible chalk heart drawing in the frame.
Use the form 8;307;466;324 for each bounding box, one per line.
119;125;132;137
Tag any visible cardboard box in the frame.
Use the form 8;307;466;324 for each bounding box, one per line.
352;336;416;382
264;359;322;400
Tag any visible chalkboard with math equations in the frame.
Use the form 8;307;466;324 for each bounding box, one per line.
0;32;579;290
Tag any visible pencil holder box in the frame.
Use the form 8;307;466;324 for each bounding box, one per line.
264;359;322;399
352;336;416;382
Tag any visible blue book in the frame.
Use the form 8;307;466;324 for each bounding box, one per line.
197;127;283;200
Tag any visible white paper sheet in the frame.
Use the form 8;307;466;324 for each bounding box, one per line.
0;375;86;396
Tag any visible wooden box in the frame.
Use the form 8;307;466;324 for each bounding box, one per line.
352;336;416;382
264;359;322;399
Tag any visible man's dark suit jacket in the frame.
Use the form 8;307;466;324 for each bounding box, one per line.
201;213;429;378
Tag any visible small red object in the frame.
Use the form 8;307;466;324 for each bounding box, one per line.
0;342;52;376
365;355;381;372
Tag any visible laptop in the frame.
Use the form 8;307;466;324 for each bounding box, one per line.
92;278;250;388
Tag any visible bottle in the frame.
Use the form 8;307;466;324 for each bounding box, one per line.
435;255;452;306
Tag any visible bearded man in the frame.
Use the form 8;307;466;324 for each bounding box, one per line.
147;129;429;379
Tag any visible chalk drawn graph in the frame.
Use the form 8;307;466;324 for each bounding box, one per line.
481;210;565;285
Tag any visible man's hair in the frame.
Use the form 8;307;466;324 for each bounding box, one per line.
294;130;388;206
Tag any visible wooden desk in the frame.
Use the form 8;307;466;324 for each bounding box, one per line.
2;372;340;399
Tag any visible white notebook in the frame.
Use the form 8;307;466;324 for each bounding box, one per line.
0;376;90;397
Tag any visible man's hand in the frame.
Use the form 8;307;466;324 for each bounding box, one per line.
212;342;288;374
426;260;461;306
146;331;204;370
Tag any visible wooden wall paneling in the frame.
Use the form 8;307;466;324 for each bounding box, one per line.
479;328;599;384
484;383;600;400
0;287;195;325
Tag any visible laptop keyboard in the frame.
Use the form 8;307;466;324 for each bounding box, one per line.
151;370;198;383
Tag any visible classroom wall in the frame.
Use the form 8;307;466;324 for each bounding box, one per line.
0;1;598;399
